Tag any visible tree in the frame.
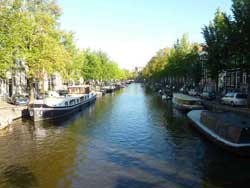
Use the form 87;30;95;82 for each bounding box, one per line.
81;50;101;80
142;48;170;80
231;0;250;107
202;9;231;93
0;0;72;98
61;31;83;82
185;44;202;86
142;34;201;89
0;0;27;77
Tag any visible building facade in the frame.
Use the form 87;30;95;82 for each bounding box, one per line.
0;60;28;100
199;50;249;95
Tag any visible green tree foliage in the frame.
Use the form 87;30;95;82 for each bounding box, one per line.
80;49;132;81
167;35;202;87
231;0;250;105
142;35;201;87
0;0;26;77
142;48;170;80
202;9;232;91
232;0;250;69
0;0;69;81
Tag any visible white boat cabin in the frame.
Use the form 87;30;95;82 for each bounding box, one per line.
33;85;94;108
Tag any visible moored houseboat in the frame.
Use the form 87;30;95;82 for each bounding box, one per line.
103;85;116;93
28;85;96;122
187;110;250;156
172;93;203;111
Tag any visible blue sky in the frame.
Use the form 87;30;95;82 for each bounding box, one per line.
58;0;232;70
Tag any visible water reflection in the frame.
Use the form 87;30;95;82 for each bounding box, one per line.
0;84;250;188
1;165;38;188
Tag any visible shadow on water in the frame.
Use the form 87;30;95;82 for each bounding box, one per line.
1;165;38;188
197;144;250;188
145;93;196;149
106;151;201;188
114;176;160;188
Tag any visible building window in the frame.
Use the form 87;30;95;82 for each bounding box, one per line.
236;71;241;88
243;73;247;84
80;96;84;102
231;71;235;87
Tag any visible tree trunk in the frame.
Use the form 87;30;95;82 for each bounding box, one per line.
247;70;250;108
42;68;45;99
215;74;219;95
42;76;45;99
28;77;34;103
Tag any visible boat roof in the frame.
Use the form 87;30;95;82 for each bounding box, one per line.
173;93;201;101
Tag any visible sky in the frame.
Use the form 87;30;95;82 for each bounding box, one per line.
58;0;232;70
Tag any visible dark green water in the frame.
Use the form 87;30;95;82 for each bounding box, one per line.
0;83;250;188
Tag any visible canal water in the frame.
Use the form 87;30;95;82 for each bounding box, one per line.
0;84;250;188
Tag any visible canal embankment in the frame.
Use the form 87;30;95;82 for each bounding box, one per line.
144;82;250;117
0;101;28;128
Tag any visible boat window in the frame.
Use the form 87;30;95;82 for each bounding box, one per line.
65;102;68;106
77;99;79;103
70;100;75;105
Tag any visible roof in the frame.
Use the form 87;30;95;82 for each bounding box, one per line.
173;93;201;101
68;85;90;88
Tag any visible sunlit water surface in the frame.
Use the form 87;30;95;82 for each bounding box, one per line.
0;84;250;188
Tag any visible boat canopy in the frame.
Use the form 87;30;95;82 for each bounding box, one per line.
68;85;90;95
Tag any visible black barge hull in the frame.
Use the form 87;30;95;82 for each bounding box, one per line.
29;96;96;122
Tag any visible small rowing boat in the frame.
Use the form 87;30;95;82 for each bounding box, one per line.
188;110;250;156
172;93;203;111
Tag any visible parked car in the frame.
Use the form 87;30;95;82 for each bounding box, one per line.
188;89;198;96
200;91;216;100
221;92;248;106
8;94;29;105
